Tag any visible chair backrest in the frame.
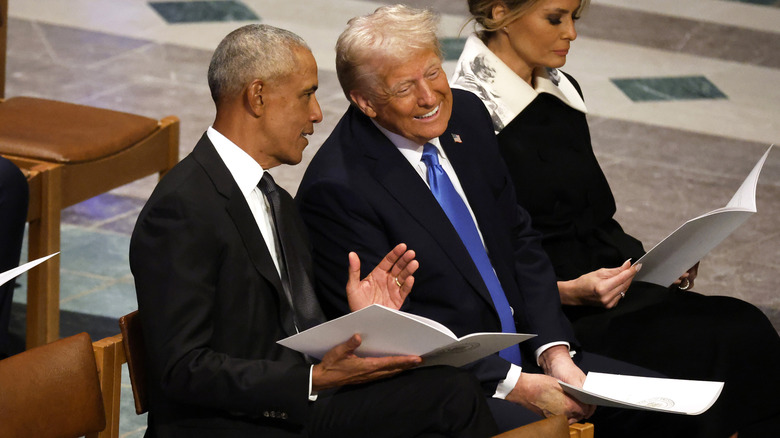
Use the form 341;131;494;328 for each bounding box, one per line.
119;310;149;415
0;332;106;437
493;415;570;438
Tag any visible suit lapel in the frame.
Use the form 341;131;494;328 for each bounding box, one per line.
351;111;495;306
192;135;296;335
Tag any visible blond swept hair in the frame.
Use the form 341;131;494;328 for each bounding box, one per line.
336;5;441;102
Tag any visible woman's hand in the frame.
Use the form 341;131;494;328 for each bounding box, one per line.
558;260;639;308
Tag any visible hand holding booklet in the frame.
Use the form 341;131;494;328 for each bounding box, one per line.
277;304;535;367
633;145;773;287
559;372;723;415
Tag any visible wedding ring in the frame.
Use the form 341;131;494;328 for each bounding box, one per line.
679;278;691;290
394;277;402;287
619;291;626;298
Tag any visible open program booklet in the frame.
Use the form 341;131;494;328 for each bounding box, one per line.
278;304;535;367
0;253;59;288
633;145;773;287
559;372;723;415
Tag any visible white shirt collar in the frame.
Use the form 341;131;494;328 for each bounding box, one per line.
450;33;587;134
207;126;266;194
371;120;446;164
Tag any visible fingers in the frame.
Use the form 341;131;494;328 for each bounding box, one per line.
375;243;408;274
347;252;361;290
390;249;417;281
326;333;362;361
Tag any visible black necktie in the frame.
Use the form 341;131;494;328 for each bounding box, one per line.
258;172;324;333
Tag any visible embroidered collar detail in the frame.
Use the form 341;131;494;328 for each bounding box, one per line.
450;34;587;134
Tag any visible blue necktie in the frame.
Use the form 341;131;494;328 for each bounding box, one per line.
421;143;522;365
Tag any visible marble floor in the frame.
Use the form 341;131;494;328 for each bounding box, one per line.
4;0;780;436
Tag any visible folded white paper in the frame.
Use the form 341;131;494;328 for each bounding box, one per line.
278;304;535;367
559;372;723;415
634;145;772;287
0;253;59;288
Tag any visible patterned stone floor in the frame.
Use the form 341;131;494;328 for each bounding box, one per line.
4;1;779;436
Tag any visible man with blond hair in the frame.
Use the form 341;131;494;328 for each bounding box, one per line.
298;5;695;437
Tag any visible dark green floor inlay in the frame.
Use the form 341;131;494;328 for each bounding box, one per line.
440;37;466;61
149;1;259;24
611;76;728;102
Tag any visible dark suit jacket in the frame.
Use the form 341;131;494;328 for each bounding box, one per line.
130;135;317;438
297;89;577;393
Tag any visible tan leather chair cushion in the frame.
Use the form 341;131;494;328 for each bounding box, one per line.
0;332;106;437
0;96;159;163
493;415;570;438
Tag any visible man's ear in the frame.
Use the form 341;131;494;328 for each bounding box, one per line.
246;79;264;117
349;90;377;119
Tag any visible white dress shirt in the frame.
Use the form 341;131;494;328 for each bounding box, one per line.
207;127;316;400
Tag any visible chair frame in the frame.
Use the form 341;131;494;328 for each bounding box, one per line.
0;0;179;349
2;117;179;348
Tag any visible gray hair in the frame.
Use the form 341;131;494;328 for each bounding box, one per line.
208;24;310;104
336;5;441;102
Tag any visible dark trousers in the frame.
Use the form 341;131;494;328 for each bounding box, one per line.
0;157;28;357
309;366;498;438
567;283;780;437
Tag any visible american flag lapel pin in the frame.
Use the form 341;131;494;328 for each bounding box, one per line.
451;133;462;143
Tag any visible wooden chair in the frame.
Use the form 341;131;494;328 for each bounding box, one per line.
88;310;148;438
119;310;148;415
90;333;126;438
0;332;107;437
0;0;180;349
493;415;594;438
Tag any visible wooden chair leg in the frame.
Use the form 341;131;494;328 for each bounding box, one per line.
25;165;61;348
89;334;125;438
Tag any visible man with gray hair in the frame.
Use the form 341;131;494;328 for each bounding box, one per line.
297;5;696;437
130;23;497;438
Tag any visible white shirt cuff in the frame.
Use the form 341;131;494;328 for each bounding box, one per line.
308;365;318;402
492;364;522;399
534;342;575;366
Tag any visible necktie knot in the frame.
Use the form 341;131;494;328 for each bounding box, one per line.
258;172;277;195
421;143;440;168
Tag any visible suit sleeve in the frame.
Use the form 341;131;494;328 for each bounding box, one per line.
130;191;312;424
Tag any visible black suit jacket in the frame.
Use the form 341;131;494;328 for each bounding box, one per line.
497;74;645;281
130;135;318;438
297;89;577;393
